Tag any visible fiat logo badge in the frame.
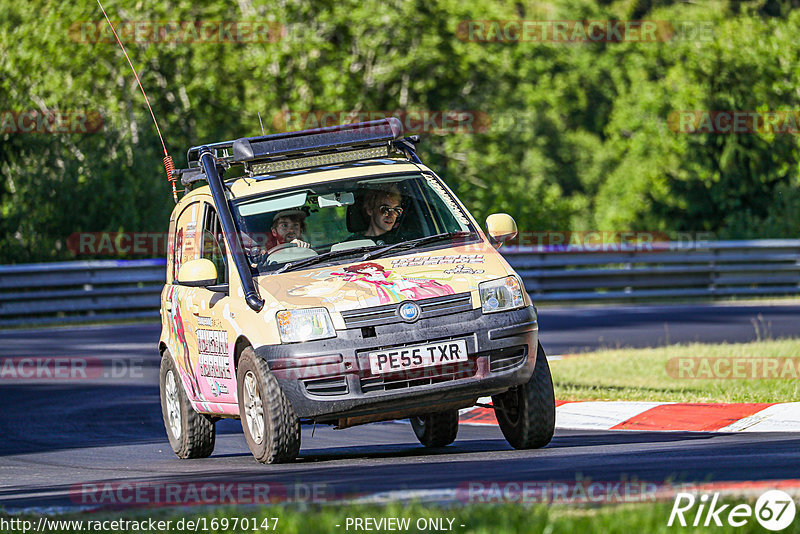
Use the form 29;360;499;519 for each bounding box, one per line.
398;301;421;323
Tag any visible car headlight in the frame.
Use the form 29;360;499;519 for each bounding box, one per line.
276;308;336;343
479;276;525;314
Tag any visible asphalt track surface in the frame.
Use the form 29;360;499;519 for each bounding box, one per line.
1;302;799;511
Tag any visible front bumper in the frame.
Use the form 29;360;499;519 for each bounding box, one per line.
255;304;538;421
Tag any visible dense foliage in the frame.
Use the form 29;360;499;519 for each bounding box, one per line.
1;0;799;262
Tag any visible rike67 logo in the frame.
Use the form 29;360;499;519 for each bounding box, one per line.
668;490;796;530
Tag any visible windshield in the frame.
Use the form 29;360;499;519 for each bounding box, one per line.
231;173;478;273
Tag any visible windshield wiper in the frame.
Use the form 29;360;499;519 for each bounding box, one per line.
272;232;474;274
360;231;474;261
272;246;380;274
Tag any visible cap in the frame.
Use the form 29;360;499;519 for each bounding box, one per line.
272;209;307;222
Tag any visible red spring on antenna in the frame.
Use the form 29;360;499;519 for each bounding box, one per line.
164;154;178;203
163;154;175;181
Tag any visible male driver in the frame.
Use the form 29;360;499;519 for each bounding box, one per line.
270;209;310;249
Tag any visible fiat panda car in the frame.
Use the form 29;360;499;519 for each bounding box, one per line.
158;118;555;464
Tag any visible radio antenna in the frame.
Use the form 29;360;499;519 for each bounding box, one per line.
96;0;178;203
258;112;265;135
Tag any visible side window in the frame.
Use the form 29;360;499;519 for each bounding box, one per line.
420;175;469;233
173;202;201;283
166;219;177;283
202;204;228;284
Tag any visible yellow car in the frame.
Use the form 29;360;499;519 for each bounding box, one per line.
158;118;554;463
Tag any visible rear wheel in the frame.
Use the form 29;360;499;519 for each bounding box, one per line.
237;347;300;464
492;342;555;449
410;409;459;447
159;351;215;458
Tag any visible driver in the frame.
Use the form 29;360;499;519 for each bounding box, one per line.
270;209;311;250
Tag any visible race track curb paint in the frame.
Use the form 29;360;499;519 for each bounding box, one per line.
459;399;800;432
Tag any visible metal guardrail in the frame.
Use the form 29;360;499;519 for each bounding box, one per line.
503;239;800;302
1;240;799;326
0;259;165;327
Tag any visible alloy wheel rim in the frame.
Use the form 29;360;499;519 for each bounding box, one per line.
165;370;182;439
244;371;265;444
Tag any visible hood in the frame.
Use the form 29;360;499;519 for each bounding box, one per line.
257;242;512;314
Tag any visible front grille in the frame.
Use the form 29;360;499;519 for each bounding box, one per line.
359;358;477;393
303;376;349;396
357;336;478;394
341;292;473;328
487;346;528;372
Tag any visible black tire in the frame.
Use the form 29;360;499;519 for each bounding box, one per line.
492;342;555;450
159;351;216;459
410;409;459;447
237;347;300;464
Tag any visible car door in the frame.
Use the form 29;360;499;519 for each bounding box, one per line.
165;200;238;409
163;200;205;404
187;202;238;406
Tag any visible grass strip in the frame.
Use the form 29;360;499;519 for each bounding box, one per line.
551;338;800;402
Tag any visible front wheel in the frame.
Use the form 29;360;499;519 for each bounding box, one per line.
492;342;555;449
159;351;216;458
410;410;459;447
237;347;301;464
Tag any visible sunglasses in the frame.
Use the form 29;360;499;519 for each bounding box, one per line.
379;205;404;217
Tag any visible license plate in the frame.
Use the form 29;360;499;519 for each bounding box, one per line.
368;339;469;375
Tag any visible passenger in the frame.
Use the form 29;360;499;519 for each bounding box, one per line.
349;186;406;245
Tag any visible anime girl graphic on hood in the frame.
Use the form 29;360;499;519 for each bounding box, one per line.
331;262;454;305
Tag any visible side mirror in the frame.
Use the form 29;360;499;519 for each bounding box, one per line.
176;258;218;287
486;213;518;249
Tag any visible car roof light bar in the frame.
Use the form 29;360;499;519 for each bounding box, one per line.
248;145;390;176
232;117;403;163
187;117;404;167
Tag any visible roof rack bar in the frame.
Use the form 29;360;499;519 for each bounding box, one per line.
186;118;404;168
232;117;403;163
394;135;422;164
186;140;235;168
